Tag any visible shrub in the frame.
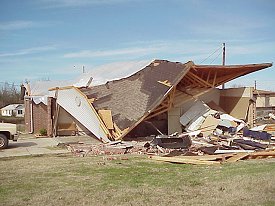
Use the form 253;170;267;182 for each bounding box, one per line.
39;128;47;136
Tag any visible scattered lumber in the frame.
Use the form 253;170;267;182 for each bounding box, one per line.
176;154;233;161
149;155;220;165
248;150;275;158
225;153;249;163
214;149;254;154
265;124;275;131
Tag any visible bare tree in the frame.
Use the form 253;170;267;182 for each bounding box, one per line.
0;82;23;108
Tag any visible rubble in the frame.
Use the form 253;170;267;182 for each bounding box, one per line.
62;97;275;165
64;120;275;165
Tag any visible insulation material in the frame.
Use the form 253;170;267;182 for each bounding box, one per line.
56;87;110;142
98;110;114;130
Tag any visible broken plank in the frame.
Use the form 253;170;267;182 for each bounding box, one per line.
214;149;255;154
177;154;234;161
157;80;172;87
226;153;249;163
149;155;220;165
248;150;275;157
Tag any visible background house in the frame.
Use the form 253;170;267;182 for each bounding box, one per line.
254;90;275;122
1;104;25;117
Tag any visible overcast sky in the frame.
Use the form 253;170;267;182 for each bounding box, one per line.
0;0;274;90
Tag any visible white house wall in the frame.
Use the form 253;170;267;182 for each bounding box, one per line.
56;87;110;142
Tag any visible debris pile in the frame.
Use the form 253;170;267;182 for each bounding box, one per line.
67;141;147;157
65;99;275;164
66;124;275;165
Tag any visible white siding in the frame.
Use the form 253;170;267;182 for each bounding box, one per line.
56;87;110;142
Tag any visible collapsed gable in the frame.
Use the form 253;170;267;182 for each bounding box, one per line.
56;60;272;140
80;60;193;133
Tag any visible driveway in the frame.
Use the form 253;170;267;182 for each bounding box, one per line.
0;135;69;158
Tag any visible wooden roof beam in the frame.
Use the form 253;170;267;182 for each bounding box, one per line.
187;72;213;88
215;70;249;86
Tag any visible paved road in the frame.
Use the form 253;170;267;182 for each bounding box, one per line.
0;135;101;158
0;136;69;158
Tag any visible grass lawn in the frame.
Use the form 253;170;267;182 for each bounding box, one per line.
0;154;275;206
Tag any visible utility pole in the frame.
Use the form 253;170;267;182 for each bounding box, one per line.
222;43;226;89
254;80;257;90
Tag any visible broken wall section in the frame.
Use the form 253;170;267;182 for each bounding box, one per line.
219;87;255;126
168;88;220;134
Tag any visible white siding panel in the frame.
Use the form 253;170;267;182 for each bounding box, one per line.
56;88;110;142
180;100;210;126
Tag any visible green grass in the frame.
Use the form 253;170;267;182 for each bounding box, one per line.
0;154;275;206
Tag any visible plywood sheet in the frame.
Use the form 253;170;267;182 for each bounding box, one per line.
200;115;220;137
150;155;220;165
220;97;250;120
226;153;249;163
98;110;114;130
206;101;226;113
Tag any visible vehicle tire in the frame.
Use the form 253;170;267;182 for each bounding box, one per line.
0;134;8;149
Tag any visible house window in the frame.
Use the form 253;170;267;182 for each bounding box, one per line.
18;110;23;115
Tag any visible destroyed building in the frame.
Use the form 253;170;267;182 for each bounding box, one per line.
23;60;272;142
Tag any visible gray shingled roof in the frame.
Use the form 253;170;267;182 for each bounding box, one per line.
79;60;272;138
80;60;193;131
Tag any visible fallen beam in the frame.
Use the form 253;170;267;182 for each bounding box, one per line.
225;153;250;163
248;150;275;157
149;155;220;165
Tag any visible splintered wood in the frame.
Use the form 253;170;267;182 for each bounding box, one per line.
98;110;114;130
149;150;275;165
150;155;221;165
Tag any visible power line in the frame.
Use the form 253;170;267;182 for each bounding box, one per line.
210;50;222;64
199;45;223;64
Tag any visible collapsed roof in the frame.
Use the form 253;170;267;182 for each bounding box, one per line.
79;59;272;139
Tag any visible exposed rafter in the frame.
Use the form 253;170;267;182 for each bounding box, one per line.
187;71;213;88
